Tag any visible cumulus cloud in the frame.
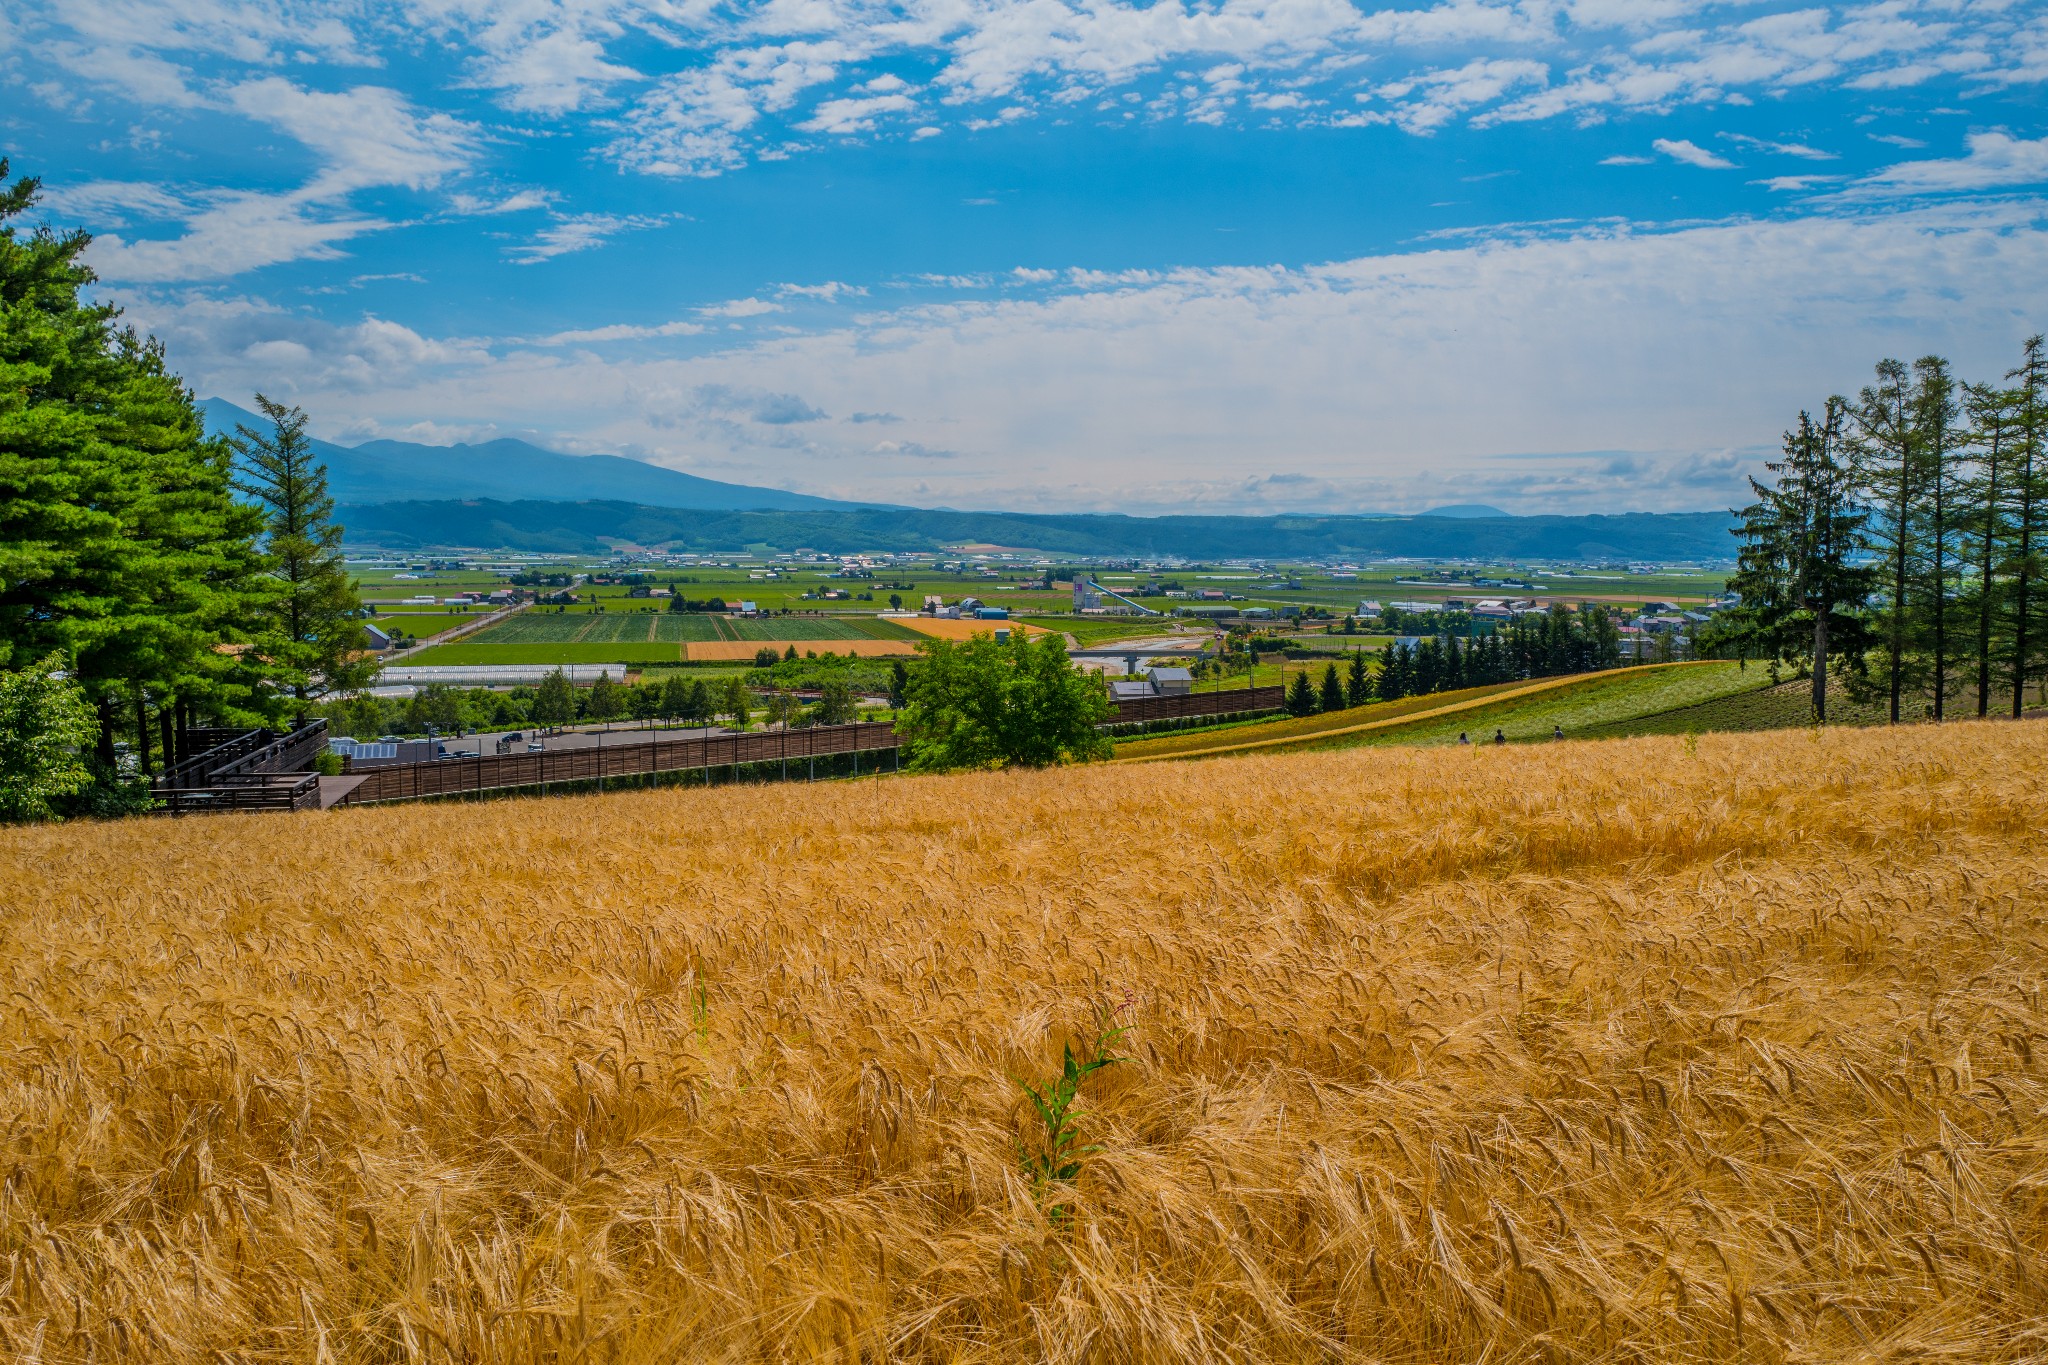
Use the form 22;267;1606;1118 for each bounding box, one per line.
1852;132;2048;196
123;201;2048;514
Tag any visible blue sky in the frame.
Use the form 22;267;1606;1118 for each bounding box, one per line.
7;0;2047;515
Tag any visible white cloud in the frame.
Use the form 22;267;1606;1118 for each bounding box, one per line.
506;213;666;264
84;191;388;282
1724;133;1835;160
123;201;2048;514
227;78;479;196
1750;173;1844;192
1653;137;1735;169
697;296;785;317
527;320;707;344
1599;154;1653;166
1852;132;2048;196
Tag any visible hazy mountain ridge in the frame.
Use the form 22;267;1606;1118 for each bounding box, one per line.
198;398;873;513
338;498;1740;561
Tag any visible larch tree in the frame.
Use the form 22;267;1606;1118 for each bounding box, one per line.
1731;399;1873;722
1913;356;1962;719
1852;359;1921;723
2008;335;2046;718
1962;380;2018;716
231;396;371;720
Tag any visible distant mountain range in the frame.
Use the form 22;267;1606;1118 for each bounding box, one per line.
198;398;872;513
198;401;1734;560
338;499;1740;562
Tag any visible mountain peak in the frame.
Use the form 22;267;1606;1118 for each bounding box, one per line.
196;399;870;513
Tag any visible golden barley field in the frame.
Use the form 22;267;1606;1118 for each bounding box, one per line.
3;723;2047;1363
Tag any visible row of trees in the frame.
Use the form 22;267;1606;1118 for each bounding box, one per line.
1727;338;2046;721
2;161;364;813
1275;605;1627;718
323;669;866;740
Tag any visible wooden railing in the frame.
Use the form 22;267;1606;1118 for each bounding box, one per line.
154;773;321;815
1103;684;1284;725
207;720;328;781
339;721;903;804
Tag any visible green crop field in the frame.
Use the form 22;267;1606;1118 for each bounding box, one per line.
727;617;873;642
399;642;682;666
1018;615;1194;646
651;615;725;643
1113;664;1764;762
576;612;671;644
1583;674;1928;736
1334;662;1766;747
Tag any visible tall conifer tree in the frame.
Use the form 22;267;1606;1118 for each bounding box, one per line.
2008;336;2046;718
231;396;371;719
1853;359;1920;722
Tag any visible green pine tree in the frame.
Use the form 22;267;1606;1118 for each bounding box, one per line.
231;395;371;718
1346;651;1371;706
1285;669;1317;716
1318;662;1345;713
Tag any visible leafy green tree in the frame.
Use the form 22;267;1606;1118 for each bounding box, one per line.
897;632;1111;771
660;674;693;727
1346;651;1371;706
719;676;751;730
685;678;712;726
630;682;662;723
764;689;800;729
889;660;910;706
0;653;97;821
405;684;463;735
1318;662;1345;713
1285;669;1318;716
814;675;858;726
531;667;575;732
231;395;372;718
587;670;622;725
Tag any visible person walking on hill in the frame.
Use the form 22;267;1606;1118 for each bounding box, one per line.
1553;725;1566;741
1493;729;1506;745
1458;731;1470;745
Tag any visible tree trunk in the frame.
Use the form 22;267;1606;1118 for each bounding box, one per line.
159;698;176;777
1812;608;1829;723
1932;465;1946;721
135;694;152;775
1979;465;1998;716
1891;498;1907;724
95;697;117;768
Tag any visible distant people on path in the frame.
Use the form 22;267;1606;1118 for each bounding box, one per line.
1493;729;1506;745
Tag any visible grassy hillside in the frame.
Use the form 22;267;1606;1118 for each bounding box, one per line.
4;725;2045;1361
1113;661;1763;761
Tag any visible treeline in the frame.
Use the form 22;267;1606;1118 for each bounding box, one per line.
322;668;863;740
1726;337;2045;722
0;162;363;816
1283;606;1625;716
